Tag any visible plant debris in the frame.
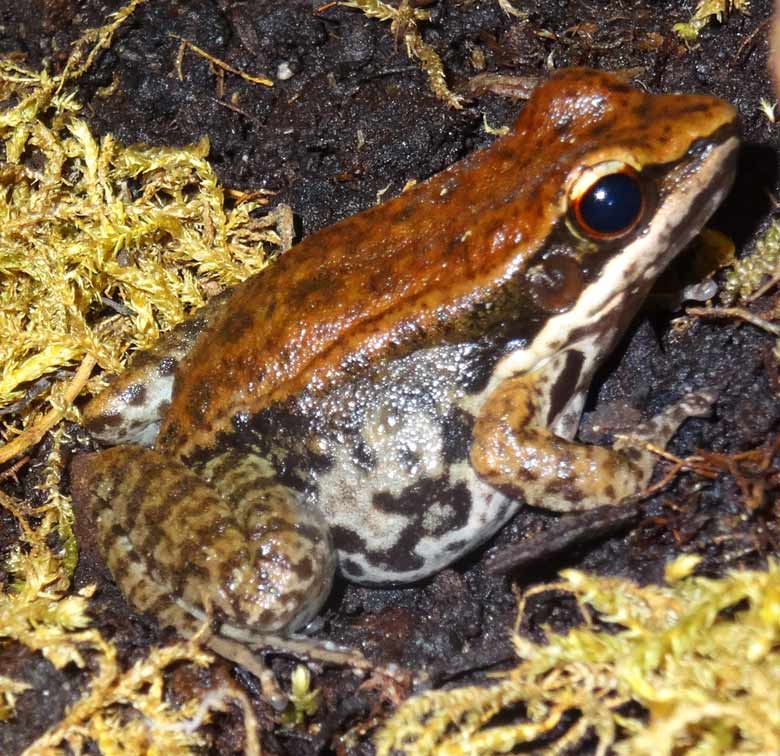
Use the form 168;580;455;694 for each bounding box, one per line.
497;0;528;20
673;0;751;40
281;665;321;726
337;0;465;109
172;34;274;88
688;305;780;336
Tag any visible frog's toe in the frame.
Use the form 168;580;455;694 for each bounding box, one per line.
678;389;718;416
617;389;716;449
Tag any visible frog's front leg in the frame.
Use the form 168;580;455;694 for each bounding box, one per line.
470;351;712;512
71;446;336;706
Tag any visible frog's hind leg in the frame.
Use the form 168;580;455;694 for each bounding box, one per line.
470;350;713;512
201;452;406;677
72;445;337;707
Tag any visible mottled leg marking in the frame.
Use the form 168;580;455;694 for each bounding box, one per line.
71;447;336;690
470;364;714;512
73;446;402;705
200;451;406;677
197;449;338;627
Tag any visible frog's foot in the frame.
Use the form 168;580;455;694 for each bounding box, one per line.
204;634;289;711
471;366;715;512
482;393;715;574
227;626;409;685
209;628;409;710
614;389;716;450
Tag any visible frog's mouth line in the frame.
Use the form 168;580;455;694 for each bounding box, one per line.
482;132;739;413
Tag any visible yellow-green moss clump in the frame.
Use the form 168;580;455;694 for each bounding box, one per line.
0;0;286;462
0;1;278;752
377;555;780;755
673;0;750;40
721;220;780;304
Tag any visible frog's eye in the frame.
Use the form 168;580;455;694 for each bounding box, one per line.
569;162;644;240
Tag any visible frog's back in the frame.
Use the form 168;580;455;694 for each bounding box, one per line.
160;69;730;458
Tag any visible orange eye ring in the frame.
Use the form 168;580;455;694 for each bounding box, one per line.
569;162;645;240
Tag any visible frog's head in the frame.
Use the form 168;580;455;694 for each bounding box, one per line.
507;68;739;324
477;68;738;434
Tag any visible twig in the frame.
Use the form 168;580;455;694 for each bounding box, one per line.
735;17;771;64
687;306;780;336
0;455;30;482
214;97;260;123
0;355;97;465
748;272;780;302
172;34;273;87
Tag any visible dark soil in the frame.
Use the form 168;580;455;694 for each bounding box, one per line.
2;1;779;754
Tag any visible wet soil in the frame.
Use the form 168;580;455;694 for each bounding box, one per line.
1;1;779;754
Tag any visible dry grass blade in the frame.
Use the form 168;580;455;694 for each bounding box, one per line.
172;34;273;86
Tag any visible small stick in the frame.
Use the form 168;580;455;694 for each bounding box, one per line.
171;34;273;87
687;306;780;336
0;354;97;465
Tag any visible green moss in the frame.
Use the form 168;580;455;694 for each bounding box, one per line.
673;0;750;41
377;556;780;755
722;220;780;304
0;0;288;459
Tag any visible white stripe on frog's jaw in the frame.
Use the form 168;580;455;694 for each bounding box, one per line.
476;134;739;426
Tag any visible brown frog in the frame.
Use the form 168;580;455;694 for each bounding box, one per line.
72;68;738;696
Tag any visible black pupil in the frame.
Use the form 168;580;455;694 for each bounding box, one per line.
578;172;642;235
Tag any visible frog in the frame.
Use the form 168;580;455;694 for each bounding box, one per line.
71;68;738;696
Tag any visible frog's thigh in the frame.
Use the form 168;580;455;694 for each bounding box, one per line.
73;446;335;637
470;364;708;513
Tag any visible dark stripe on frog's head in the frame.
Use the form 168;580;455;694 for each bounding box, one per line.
463;116;738;401
486;125;738;421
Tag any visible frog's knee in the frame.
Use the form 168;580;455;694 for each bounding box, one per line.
201;452;337;633
238;493;336;634
238;542;336;634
